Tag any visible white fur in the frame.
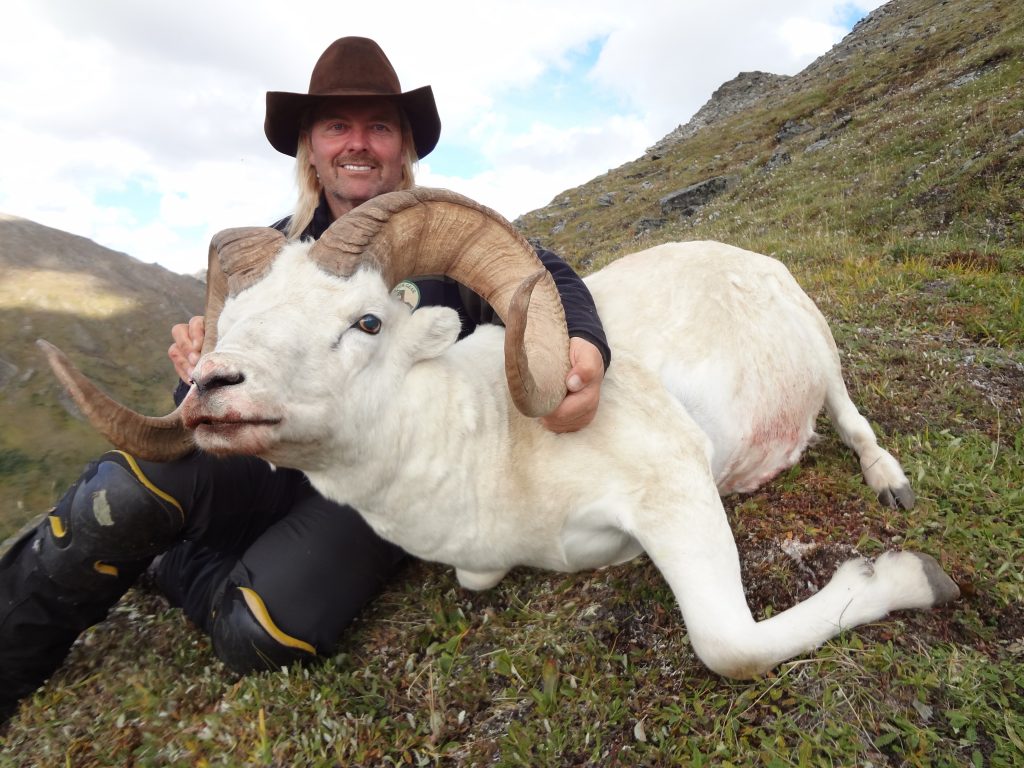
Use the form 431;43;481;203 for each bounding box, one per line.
184;240;955;678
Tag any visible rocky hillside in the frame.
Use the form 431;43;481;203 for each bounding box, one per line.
0;214;205;536
515;0;1023;274
646;71;792;157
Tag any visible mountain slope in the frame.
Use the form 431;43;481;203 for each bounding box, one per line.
0;214;205;535
515;0;1023;281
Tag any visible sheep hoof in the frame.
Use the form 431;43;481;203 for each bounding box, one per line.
877;483;915;511
911;553;960;605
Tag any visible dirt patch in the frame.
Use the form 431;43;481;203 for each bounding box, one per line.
935;250;1002;272
960;354;1024;419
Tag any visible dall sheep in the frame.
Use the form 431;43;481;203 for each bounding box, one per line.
41;188;959;679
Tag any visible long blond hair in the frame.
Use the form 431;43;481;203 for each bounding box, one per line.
285;108;419;240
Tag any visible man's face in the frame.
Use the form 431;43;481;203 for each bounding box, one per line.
308;99;405;219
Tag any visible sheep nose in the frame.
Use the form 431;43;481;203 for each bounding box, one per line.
191;359;245;394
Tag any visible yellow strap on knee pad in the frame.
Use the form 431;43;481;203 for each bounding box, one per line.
46;521;120;576
48;515;67;539
112;450;185;525
238;587;317;656
93;561;119;577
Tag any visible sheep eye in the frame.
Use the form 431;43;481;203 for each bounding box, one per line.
355;314;382;334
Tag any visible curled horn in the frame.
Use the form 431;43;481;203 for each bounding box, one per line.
36;339;194;462
37;227;285;462
310;187;570;417
203;227;288;352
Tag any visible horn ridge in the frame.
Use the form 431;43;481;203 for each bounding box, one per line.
311;187;570;417
36;340;193;462
205;227;286;353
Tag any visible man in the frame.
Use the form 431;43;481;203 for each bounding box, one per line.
0;36;609;725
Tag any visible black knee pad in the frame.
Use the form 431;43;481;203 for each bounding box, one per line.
38;451;185;590
210;585;319;674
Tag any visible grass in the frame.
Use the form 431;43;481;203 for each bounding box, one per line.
2;0;1023;764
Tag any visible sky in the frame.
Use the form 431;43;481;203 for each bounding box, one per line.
0;0;885;276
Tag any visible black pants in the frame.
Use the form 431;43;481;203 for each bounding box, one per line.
0;449;405;718
143;450;407;656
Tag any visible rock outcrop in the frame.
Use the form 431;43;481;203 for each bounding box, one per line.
647;71;791;157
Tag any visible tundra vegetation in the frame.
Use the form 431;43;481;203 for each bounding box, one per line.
2;0;1022;764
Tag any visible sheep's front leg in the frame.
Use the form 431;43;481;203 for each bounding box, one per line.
456;567;509;591
622;479;958;678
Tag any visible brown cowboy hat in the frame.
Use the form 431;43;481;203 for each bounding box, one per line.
264;36;441;159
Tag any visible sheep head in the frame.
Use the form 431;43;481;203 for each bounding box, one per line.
180;248;463;465
38;188;570;462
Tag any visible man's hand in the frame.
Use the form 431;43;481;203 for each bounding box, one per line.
168;315;205;382
540;337;605;433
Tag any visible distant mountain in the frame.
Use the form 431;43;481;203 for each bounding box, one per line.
0;213;205;536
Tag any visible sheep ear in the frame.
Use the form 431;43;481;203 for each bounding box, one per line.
404;306;461;362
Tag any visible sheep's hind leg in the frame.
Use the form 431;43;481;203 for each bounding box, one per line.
823;370;915;509
623;482;957;679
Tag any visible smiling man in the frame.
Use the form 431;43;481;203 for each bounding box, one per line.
0;36;611;725
307;101;408;216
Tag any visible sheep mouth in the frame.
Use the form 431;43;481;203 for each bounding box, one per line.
184;414;282;432
187;414;284;457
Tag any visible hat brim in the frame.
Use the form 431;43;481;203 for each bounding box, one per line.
264;85;441;159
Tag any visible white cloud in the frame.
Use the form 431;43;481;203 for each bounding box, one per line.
0;0;887;275
421;113;652;219
585;0;886;139
779;17;850;60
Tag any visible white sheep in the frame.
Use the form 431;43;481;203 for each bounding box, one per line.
41;188;958;679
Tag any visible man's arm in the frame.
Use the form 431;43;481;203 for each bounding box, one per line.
532;248;608;433
458;247;610;433
533;248;611;371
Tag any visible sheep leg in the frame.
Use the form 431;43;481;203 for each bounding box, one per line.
823;373;915;509
456;567;509;591
624;483;957;678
